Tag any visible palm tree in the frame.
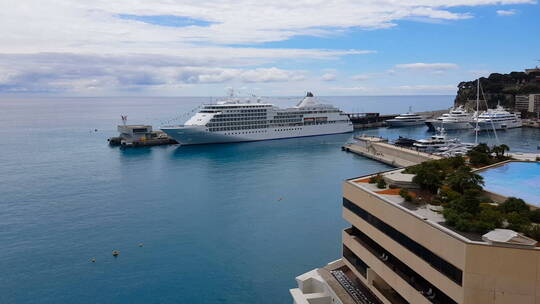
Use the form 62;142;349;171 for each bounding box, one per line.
491;145;501;158
499;144;510;158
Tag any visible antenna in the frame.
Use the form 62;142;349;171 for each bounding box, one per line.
475;79;479;145
121;115;127;126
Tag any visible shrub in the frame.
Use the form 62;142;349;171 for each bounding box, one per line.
444;166;484;194
448;189;482;215
376;178;387;189
526;225;540;241
499;197;529;214
477;207;503;229
506;211;531;232
369;174;383;184
529;209;540;223
399;188;412;202
442;208;460;226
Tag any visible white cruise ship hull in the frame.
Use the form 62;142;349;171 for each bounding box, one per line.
472;120;522;130
162;123;353;145
385;120;425;127
425;120;472;131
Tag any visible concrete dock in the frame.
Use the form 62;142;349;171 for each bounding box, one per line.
347;109;449;129
342;135;442;167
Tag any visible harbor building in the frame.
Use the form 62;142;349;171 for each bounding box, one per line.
516;94;540;114
291;168;540;304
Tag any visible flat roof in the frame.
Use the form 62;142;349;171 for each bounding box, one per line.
347;169;538;247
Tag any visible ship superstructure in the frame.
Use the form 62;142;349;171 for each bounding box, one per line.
425;105;473;131
471;105;522;130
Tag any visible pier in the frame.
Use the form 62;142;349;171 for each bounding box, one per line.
342;135;441;167
108;124;177;147
346;109;448;129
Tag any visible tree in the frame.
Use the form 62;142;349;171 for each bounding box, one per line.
499;144;510;158
448;189;482;215
412;164;445;193
444;166;484;194
499;197;529;214
506;212;531;232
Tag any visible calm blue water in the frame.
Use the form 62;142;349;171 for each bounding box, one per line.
480;162;540;207
1;95;538;303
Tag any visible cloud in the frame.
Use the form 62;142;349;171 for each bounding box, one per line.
395;63;459;72
496;9;518;15
0;1;534;54
0;0;534;93
0;54;305;92
351;74;370;81
321;73;337;81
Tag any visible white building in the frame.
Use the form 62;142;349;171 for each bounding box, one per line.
515;94;540;113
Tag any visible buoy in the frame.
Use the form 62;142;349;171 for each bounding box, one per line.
138;243;144;247
112;250;120;257
277;198;283;201
91;257;96;263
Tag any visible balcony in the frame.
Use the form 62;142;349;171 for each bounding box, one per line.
344;227;457;304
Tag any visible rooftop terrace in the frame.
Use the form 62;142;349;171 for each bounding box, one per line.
348;168;539;247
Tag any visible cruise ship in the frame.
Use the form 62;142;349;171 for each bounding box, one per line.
161;92;353;145
425;105;473;131
385;109;425;127
471;105;522;130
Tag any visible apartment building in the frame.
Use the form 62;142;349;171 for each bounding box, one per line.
291;169;540;304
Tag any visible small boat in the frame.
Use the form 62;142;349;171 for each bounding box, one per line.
413;128;459;152
394;136;417;147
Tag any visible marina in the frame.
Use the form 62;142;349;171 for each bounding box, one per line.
2;96;540;304
4;2;540;303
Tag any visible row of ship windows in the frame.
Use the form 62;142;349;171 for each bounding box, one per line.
204;105;270;109
209;126;268;132
208;121;266;127
211;118;266;122
214;113;267;117
212;128;304;133
208;120;344;127
223;130;268;135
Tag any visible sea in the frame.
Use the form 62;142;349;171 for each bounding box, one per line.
1;95;539;304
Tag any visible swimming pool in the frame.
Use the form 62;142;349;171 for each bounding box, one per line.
479;161;540;207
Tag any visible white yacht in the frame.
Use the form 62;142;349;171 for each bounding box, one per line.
161;92;353;145
425;106;473;131
386;108;425;127
413;129;459;152
471;105;522;130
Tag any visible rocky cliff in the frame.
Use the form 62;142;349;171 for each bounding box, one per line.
455;71;540;110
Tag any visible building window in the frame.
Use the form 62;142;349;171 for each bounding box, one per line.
343;245;367;278
346;226;457;304
343;198;463;286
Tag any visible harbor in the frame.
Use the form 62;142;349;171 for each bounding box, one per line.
342;135;442;167
4;96;540;304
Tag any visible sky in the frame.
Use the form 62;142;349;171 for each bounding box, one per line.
0;0;539;96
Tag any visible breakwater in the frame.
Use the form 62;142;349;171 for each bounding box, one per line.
347;109;448;129
342;135;441;167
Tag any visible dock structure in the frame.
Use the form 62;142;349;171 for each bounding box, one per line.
346;113;395;129
342;135;441;167
108;124;177;147
346;109;449;129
